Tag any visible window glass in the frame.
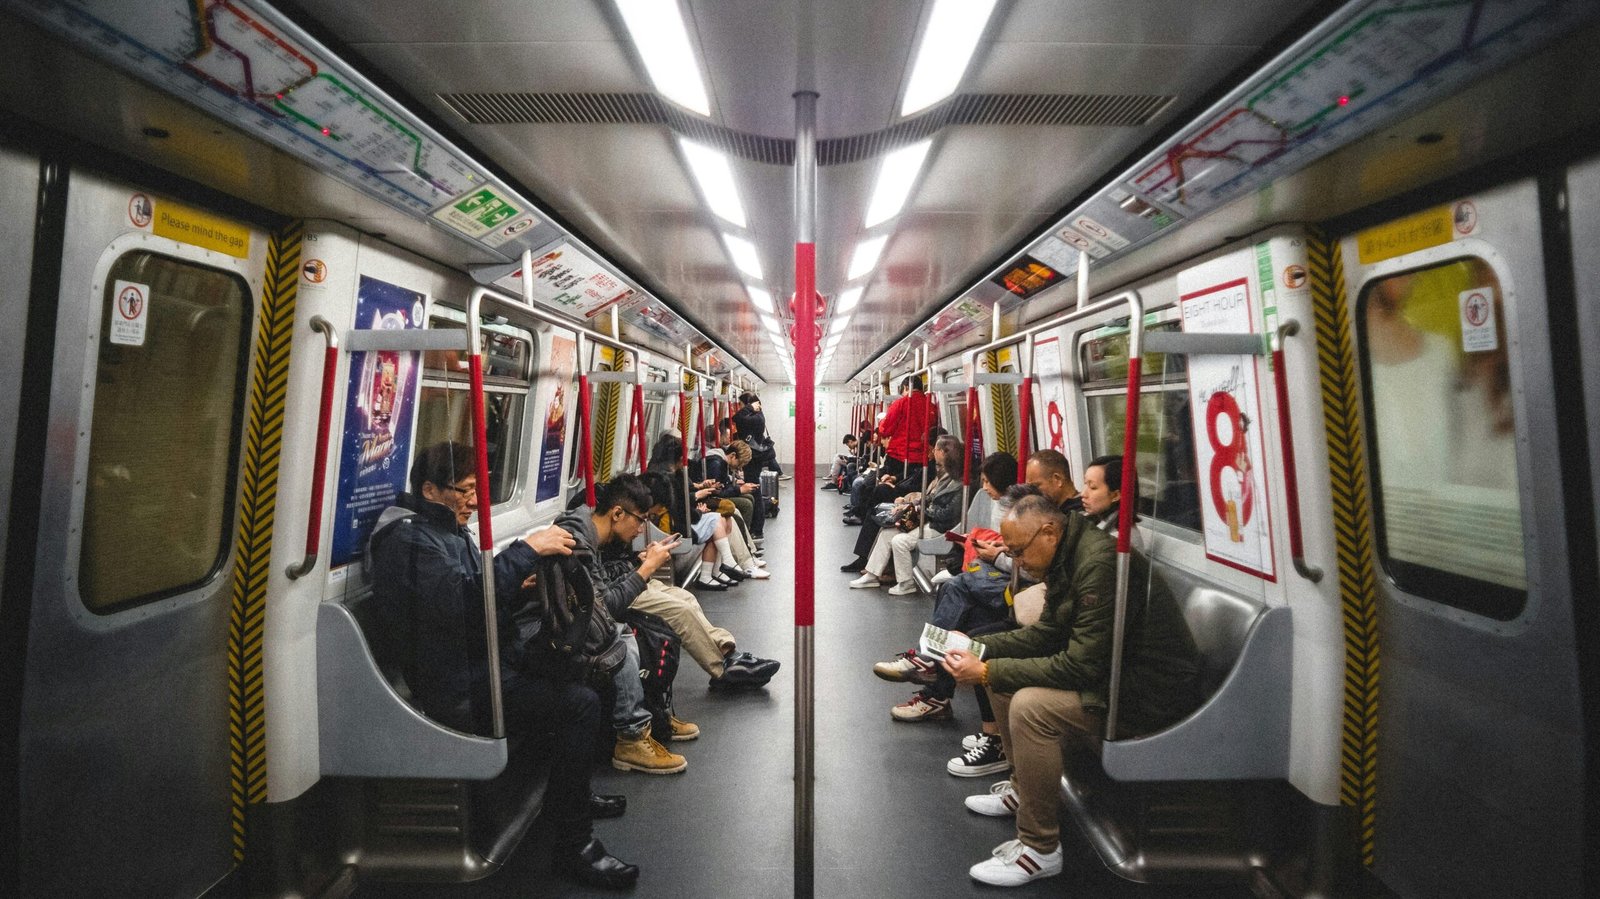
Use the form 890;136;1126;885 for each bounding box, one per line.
417;310;534;504
1080;317;1200;530
1358;257;1524;618
81;250;250;611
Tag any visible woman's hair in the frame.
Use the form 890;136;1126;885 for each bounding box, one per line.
649;432;684;469
933;435;964;477
739;391;758;406
980;452;1018;492
899;374;924;393
641;471;675;512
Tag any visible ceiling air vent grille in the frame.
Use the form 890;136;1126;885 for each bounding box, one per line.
438;92;1175;166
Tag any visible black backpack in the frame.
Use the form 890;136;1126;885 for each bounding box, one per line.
513;551;628;684
621;607;680;743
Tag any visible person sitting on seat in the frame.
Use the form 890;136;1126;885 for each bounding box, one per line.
701;427;768;565
826;434;860;487
368;441;638;889
848;435;965;595
558;472;782;692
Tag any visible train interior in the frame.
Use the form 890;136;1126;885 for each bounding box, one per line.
1;1;1597;897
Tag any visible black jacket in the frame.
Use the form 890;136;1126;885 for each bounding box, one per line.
368;494;539;732
733;405;772;454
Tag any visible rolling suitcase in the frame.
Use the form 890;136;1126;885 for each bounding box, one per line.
760;470;780;518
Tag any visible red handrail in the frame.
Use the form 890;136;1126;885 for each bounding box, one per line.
578;373;596;506
1272;322;1323;582
1017;375;1033;471
286;316;339;580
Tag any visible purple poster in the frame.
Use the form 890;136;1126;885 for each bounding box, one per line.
535;335;575;501
331;276;425;567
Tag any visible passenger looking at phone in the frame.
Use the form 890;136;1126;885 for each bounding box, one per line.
847;435;965;595
368;442;638;888
557;473;781;692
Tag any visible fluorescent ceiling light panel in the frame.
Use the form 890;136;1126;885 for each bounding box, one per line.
900;0;997;116
835;286;863;313
615;0;711;115
680;139;746;227
865;140;932;227
748;285;774;313
723;234;764;280
848;235;889;280
761;314;781;334
829;315;850;335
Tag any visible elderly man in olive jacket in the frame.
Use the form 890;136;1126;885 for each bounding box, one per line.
943;494;1116;887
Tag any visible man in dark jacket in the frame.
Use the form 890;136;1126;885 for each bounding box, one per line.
369;442;637;889
733;392;780;477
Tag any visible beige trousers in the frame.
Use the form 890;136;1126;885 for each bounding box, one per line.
990;686;1100;852
633;581;736;676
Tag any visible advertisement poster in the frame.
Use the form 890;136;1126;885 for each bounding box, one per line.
1179;257;1276;581
1031;326;1072;454
331;276;425;568
535;334;576;502
496;242;635;319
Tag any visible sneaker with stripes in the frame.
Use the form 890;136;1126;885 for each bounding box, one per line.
963;779;1019;817
968;839;1062;886
947;733;1008;777
889;692;951;721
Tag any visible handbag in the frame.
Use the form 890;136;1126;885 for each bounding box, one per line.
871;502;899;527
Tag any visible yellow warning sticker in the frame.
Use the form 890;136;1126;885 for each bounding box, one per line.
153;200;251;258
1355;205;1452;265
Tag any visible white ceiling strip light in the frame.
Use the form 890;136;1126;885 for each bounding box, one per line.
900;0;998;116
761;314;781;334
829;315;850;335
748;285;774;313
681;138;747;227
615;0;711;115
865;139;932;227
848;235;889;280
835;286;863;313
724;234;764;280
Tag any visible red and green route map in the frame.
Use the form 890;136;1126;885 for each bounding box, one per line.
19;0;489;218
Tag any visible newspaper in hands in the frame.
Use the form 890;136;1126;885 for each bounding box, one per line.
918;623;987;661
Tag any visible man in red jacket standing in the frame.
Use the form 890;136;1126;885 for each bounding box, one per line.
878;375;939;487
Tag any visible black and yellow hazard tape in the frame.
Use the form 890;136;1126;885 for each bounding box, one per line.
986;348;1018;455
224;222;302;862
680;371;697;436
1307;227;1380;867
593;346;621;481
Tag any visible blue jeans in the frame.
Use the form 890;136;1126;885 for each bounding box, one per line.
609;624;653;738
930;564;1013;630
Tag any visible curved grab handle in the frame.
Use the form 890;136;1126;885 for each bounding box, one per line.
286;316;339;580
1272;321;1323;583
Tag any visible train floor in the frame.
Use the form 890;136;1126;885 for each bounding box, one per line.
354;479;1253;898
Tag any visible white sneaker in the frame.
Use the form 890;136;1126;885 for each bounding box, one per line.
968;839;1062;886
743;567;771;579
931;568;955;586
964;780;1019;817
888;581;920;596
848;573;882;589
751;558;767;568
961;732;988;751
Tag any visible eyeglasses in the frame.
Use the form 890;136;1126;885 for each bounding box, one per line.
444;483;475;497
618;508;650;525
1005;526;1047;559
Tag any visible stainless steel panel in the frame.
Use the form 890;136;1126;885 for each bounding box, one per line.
17;171;260;896
0;144;38;591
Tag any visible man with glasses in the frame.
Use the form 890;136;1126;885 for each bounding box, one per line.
369;442;638;889
940;494;1116;887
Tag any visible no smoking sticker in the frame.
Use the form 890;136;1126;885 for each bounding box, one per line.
1459;286;1497;352
110;279;150;346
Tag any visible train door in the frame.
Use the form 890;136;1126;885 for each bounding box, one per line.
1336;180;1587;897
17;172;267;896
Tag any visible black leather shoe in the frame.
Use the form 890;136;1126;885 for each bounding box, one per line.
842;514;862;526
840;557;866;573
552;838;639;889
719;564;748;581
589;792;627;819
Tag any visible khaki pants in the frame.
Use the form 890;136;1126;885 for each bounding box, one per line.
990;687;1100;852
633;581;735;676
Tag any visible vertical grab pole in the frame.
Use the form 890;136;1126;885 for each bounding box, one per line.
793;87;819;899
465;293;505;739
1273;322;1324;582
1106;291;1144;741
680;349;693;537
961;385;977;531
1017;375;1034;472
286;317;339;579
635;383;648;475
577;334;597;508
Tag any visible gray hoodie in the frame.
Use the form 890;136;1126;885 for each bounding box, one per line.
554;505;647;617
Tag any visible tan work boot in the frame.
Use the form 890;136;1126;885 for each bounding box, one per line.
612;732;687;774
668;715;700;742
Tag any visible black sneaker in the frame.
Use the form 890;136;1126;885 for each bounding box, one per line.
947;733;1009;777
839;557;866;573
712;651;779;688
719;564;748;582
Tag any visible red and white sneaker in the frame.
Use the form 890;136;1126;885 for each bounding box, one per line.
872;649;937;684
968;839;1062;886
964;779;1019;817
889;692;951;721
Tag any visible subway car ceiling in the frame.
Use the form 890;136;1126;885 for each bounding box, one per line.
3;1;1600;385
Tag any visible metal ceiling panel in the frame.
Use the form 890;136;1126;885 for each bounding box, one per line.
994;0;1322;46
973;41;1261;95
304;0;618;44
351;39;645;96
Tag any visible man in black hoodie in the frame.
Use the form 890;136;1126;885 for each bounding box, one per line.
557;473;780;690
368;442;637;889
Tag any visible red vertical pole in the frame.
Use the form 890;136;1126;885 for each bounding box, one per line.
793;89;818;898
962;387;976;488
577;373;596;506
1017;375;1033;471
635;386;648;474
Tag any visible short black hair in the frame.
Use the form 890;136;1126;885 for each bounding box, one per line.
843;434;859;446
410;442;476;496
1086;454;1132;501
641;471;675;511
981;452;1018;492
649;432;684;469
595;473;651;516
1004;483;1043;503
740;391;758;405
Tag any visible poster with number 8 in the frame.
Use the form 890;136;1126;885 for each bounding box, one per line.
1179;254;1277;581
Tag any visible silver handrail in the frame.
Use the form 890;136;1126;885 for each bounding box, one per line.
1105;290;1146;742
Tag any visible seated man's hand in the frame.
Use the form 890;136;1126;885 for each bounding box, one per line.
740;483;759;494
974;538;1003;563
525;525;574;556
640;537;679;573
943;647;986;686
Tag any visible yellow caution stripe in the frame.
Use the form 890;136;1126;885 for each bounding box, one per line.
1307;228;1380;867
224;222;302;862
